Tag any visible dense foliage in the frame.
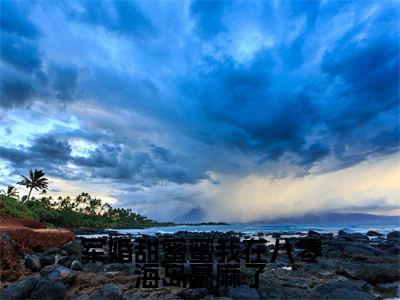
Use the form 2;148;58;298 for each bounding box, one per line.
0;194;171;229
1;170;227;228
0;195;34;219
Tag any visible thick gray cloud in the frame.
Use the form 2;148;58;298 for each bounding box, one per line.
0;0;399;220
0;132;208;186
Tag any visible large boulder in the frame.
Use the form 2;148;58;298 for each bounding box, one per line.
341;242;386;257
366;230;384;237
30;278;67;300
338;262;400;284
350;233;370;243
40;265;77;285
25;254;41;272
307;230;321;239
60;240;81;255
0;275;40;299
387;231;400;240
70;260;83;271
311;279;374;299
385;245;400;255
39;255;55;268
56;255;69;265
337;233;369;242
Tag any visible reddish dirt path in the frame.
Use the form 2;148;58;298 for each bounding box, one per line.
0;217;75;253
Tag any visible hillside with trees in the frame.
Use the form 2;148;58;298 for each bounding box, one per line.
0;169;171;229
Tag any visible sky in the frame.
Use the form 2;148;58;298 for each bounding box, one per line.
0;0;399;222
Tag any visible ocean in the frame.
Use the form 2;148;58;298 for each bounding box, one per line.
109;223;400;237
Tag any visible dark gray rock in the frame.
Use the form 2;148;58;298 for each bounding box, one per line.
60;240;81;255
44;247;60;255
88;283;123;300
179;288;209;299
311;279;374;299
82;262;104;273
69;253;82;262
123;291;143;300
338;262;400;284
366;230;384;237
102;263;135;274
61;259;72;268
385;245;400;255
228;285;260;299
342;242;386;257
39;255;55;268
0;275;40;299
376;282;400;299
351;233;370;242
56;255;69;265
70;260;83;271
25;255;41;272
320;232;334;239
337;233;369;242
324;249;343;258
40;265;77;285
387;231;400;240
307;230;321;239
30;279;66;300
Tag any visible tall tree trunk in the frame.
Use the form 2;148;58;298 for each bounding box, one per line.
26;187;33;203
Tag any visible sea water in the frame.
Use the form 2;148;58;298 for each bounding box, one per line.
110;223;400;237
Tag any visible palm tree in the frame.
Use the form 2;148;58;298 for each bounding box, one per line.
17;169;49;202
0;185;19;198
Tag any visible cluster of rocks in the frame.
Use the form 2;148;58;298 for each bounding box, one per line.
0;265;77;299
1;240;83;299
1;230;399;299
24;240;83;273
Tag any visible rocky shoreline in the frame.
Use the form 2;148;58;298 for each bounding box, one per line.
1;230;399;299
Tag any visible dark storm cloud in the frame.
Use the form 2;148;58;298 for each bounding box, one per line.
50;64;80;101
298;143;330;166
0;0;398;187
75;143;208;185
1;32;42;73
0;135;71;166
321;35;399;132
0;76;35;108
180;50;320;163
0;132;208;186
180;2;399;170
0;1;82;108
0;63;81;108
0;1;39;39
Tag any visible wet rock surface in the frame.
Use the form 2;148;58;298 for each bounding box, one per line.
25;254;41;272
0;230;399;299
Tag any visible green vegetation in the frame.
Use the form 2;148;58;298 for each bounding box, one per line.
0;169;171;229
1;169;227;229
0;195;34;219
0;185;19;198
0;194;169;228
